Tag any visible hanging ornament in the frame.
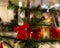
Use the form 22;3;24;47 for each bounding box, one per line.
49;27;60;39
31;28;41;40
14;23;30;32
14;23;31;40
16;30;30;40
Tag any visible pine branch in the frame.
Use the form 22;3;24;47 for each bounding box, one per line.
0;35;19;41
8;0;18;9
20;7;60;13
38;24;51;26
3;41;13;48
0;35;60;43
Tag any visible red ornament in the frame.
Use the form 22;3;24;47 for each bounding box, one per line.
55;29;60;38
23;23;29;29
31;28;41;40
49;27;60;39
14;24;42;40
0;42;3;48
17;23;29;30
32;32;41;40
14;23;29;32
16;30;30;40
14;27;18;32
14;23;30;40
31;28;41;33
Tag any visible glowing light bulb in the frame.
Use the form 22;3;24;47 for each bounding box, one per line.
54;4;60;9
54;4;60;7
19;2;22;7
41;5;48;9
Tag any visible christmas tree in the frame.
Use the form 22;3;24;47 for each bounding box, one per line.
0;0;60;48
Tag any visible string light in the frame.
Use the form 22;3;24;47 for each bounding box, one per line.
54;4;60;9
19;2;22;7
41;5;48;9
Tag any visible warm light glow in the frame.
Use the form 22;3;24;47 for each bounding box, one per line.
54;4;60;7
19;2;22;7
54;4;60;9
41;5;48;9
49;4;60;9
